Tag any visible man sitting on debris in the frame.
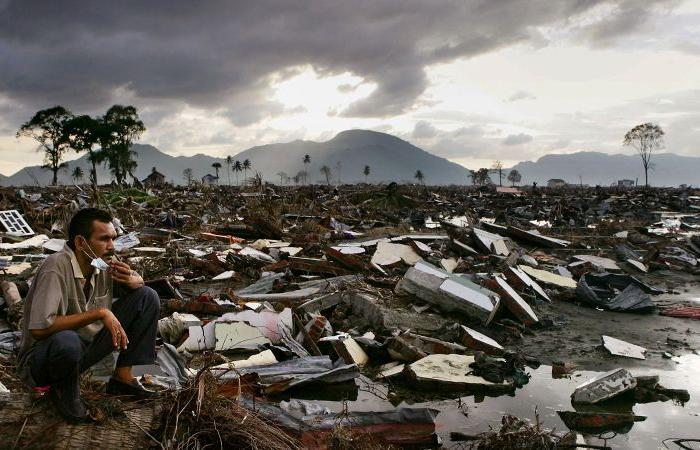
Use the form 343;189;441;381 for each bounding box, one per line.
16;208;160;423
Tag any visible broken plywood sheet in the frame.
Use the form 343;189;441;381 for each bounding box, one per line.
371;242;421;266
504;266;551;301
627;259;649;273
492;276;538;326
0;234;48;250
519;265;577;289
602;335;646;360
212;270;236;280
472;228;510;256
440;258;458;273
212;349;278;370
377;362;405;379
572;255;621;272
572;368;636;404
214;321;271;351
331;246;365;255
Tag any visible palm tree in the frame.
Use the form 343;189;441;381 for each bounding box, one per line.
363;165;370;183
303;154;311;184
225;155;232;186
211;162;222;179
414;170;424;185
72;166;84;185
242;159;251;182
233;160;242;185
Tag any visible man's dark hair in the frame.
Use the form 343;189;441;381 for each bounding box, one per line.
67;208;113;250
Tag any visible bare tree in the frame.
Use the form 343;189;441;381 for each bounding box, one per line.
623;122;664;188
320;165;332;185
492;160;504;186
183;168;193;186
277;171;288;185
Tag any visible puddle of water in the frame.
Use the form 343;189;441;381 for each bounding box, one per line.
290;354;700;450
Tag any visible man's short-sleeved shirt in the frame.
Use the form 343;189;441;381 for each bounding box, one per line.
16;244;113;385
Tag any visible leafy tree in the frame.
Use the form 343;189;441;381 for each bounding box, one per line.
225;155;232;186
17;106;73;185
492;160;504;186
363;165;370;183
243;159;251;181
623;122;664;188
303;154;311;184
320;165;332;185
470;168;491;186
414;169;424;184
71;166;84;184
64;114;102;187
99;105;145;185
233;160;242;185
212;162;222;179
507;169;522;187
183;168;193;186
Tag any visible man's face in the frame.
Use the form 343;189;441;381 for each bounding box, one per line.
78;220;117;258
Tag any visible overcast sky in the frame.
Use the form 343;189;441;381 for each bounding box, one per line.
1;0;699;175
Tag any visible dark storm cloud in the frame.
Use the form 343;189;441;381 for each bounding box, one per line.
0;0;677;124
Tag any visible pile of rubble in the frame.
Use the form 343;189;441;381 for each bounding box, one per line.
1;183;699;448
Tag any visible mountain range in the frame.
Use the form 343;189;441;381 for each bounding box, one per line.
0;130;697;187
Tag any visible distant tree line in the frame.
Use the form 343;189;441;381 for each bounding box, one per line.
16;105;145;186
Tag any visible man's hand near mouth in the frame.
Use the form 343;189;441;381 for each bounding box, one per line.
109;258;144;290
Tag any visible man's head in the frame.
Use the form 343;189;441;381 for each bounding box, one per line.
67;208;116;258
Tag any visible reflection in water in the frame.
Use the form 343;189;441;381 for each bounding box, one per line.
301;354;700;450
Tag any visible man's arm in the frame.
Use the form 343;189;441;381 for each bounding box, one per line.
31;308;128;350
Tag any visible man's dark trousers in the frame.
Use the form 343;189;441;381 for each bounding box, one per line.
29;286;160;392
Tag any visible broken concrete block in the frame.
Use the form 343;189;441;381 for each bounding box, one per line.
458;325;504;355
602;335;646;360
572;368;637;404
407;354;511;392
178;321;216;352
214;321;271;351
396;260;499;324
219;308;293;344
